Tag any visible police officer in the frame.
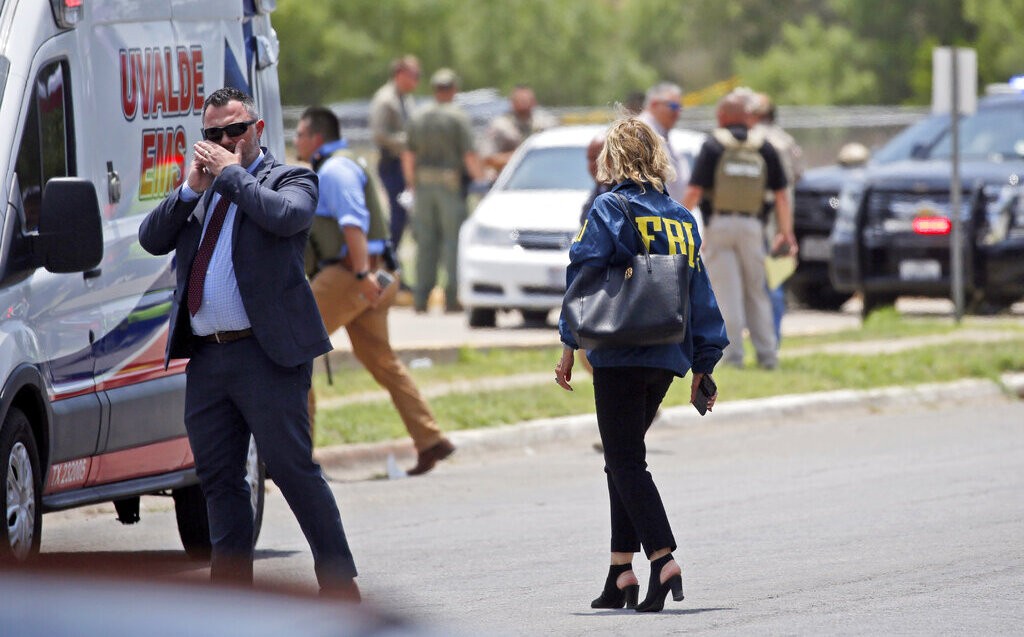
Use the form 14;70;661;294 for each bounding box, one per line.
369;55;420;256
401;68;482;313
480;84;557;180
682;91;797;370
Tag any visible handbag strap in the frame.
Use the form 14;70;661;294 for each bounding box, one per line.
612;192;654;272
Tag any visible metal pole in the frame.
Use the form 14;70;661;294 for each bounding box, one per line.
950;48;964;323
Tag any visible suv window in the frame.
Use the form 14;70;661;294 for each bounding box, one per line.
14;59;76;232
929;104;1024;161
871;114;952;165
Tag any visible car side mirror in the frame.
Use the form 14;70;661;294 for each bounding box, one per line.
35;178;103;273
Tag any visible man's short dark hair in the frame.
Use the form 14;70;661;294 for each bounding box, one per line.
390;54;420;77
203;87;259;119
300;106;340;142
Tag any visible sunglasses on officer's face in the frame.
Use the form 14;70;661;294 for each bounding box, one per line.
201;119;258;141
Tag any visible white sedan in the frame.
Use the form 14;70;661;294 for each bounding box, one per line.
458;124;704;328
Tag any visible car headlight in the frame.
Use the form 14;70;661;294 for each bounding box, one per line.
983;184;1024;243
468;223;518;247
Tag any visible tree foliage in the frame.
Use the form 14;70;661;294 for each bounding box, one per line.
272;0;1024;107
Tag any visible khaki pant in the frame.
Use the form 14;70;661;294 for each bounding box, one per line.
413;182;467;311
703;214;778;368
308;264;444;451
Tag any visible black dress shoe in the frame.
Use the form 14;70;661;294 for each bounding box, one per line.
407;438;456;476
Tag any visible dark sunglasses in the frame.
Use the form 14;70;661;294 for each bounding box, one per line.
202;119;258;141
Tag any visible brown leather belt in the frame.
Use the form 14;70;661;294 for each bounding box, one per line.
196;328;253;344
340;254;381;272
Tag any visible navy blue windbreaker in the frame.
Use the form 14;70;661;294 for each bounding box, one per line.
558;180;729;376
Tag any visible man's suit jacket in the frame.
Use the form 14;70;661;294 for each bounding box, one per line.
140;150;332;369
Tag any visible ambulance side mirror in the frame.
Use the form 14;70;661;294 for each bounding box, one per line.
35;178;103;273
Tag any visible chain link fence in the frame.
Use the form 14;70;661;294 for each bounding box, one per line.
283;92;930;169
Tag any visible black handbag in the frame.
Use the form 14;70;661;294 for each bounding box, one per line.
562;193;691;350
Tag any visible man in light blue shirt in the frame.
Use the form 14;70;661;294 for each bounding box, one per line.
296;106;455;476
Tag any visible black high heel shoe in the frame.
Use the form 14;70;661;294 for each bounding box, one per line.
636;554;684;612
591;563;640;609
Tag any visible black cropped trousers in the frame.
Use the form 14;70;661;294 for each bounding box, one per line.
592;365;677;558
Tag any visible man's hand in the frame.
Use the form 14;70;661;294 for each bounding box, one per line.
771;231;799;258
194;139;244;178
185;152;213;193
358;274;383;308
397;189;415;211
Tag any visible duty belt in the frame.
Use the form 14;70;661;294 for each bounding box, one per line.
416;167;460;189
715;209;760;217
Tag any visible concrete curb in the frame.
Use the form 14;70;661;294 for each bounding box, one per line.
315;375;1022;480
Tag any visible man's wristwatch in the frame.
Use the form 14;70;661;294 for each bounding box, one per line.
355;270;370;280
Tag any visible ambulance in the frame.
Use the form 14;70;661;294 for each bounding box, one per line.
0;0;286;561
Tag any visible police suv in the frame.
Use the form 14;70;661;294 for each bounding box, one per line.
791;113;952;310
0;0;285;561
829;87;1024;315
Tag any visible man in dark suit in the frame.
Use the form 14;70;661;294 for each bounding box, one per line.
140;87;359;600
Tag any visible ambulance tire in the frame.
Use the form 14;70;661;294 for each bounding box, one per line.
0;408;43;563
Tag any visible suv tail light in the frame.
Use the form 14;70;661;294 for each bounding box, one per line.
912;216;951;235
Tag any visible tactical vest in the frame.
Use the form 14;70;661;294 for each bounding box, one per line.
710;127;767;216
304;149;390;278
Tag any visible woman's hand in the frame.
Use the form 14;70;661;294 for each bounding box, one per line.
690;372;718;412
555;346;575;391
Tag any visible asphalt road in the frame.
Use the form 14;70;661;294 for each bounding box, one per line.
40;396;1024;635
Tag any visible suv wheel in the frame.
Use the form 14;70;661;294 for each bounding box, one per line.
790;284;851;312
467;307;497;328
173;435;265;560
0;408;42;562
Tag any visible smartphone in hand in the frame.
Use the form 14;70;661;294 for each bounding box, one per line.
374;269;396;289
693;373;717;416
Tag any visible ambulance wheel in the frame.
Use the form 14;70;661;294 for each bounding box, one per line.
0;408;42;563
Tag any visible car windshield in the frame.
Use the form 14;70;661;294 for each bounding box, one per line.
501;146;593;191
929;104;1024;160
871;114;951;164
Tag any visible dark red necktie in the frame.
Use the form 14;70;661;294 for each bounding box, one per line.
187;196;231;316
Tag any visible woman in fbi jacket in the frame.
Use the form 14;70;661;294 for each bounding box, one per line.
555;116;728;612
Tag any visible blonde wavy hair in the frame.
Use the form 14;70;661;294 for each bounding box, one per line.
596;117;676;193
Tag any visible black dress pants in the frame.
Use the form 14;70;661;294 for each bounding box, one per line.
592;366;677;557
184;337;357;588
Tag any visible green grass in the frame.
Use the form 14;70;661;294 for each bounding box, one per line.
311;314;1024;447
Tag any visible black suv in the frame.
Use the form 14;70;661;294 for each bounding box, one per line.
791;113;952;309
829;92;1024;315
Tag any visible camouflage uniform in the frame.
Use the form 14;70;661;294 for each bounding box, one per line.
406;100;475;311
